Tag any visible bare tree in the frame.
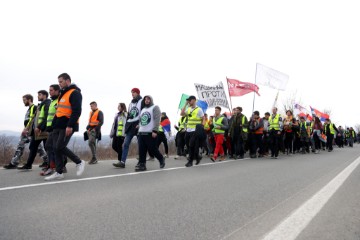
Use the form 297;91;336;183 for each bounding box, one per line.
282;90;303;114
0;135;15;166
354;124;360;133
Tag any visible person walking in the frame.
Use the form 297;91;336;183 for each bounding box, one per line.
3;94;47;169
311;117;323;154
229;107;248;159
136;96;165;171
174;115;187;159
157;112;171;158
180;96;205;167
44;73;85;180
323;118;338;152
113;88;143;168
249;111;264;158
268;107;283;159
110;103;127;164
17;90;51;170
40;84;60;176
210;106;229;162
86;101;104;164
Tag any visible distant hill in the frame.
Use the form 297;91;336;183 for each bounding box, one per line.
0;130;20;137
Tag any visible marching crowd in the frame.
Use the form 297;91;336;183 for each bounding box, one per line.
3;73;360;181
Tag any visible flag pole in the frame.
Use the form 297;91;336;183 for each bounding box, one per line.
272;90;280;109
226;77;233;113
252;64;258;113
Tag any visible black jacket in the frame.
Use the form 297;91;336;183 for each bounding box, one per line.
52;84;82;132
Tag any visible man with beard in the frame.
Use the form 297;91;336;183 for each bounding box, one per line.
44;73;85;180
136;96;165;171
113;88;143;168
4;94;48;169
18;90;51;170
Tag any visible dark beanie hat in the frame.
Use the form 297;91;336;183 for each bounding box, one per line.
131;88;140;94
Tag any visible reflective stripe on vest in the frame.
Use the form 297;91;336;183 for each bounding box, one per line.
212;116;225;134
37;104;46;125
204;120;210;131
56;89;76;118
117;118;124;136
254;119;264;134
242;115;248;133
325;123;335;135
26;104;36;128
89;109;100;127
178;117;187;131
187;107;201;129
46;99;58;127
269;114;280;131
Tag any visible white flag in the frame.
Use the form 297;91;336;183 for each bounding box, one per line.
194;81;229;109
255;63;289;91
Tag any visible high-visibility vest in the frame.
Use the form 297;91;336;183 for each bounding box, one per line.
178;117;187;131
300;122;308;134
269;114;280;131
117;118;124;136
56;89;76;118
187;107;202;129
352;131;356;138
345;130;350;138
212;116;225;134
204;120;210;131
241;115;248;133
25;104;36;128
89;109;100;127
159;125;164;132
37;103;47;125
324;123;335;135
46;99;58;127
254;119;264;134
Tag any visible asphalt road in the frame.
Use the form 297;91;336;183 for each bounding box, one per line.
1;145;360;240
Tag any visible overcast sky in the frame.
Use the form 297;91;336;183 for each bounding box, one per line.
1;0;359;136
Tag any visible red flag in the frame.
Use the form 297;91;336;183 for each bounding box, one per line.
227;78;260;96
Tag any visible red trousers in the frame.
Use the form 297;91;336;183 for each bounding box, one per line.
214;134;224;158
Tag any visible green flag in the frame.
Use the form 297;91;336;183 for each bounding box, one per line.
178;94;189;110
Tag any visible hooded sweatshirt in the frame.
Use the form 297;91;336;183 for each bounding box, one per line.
138;95;161;134
52;84;82;132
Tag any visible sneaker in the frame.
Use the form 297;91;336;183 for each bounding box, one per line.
146;157;155;161
135;165;147;172
113;161;125;168
3;163;17;169
40;168;54;176
88;157;98;165
44;172;64;181
17;165;32;170
185;161;193;167
210;157;216;162
76;160;85;176
159;160;165;169
219;155;226;161
39;162;48;168
163;154;169;158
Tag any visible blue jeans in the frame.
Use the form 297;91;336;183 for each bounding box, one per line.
121;131;137;162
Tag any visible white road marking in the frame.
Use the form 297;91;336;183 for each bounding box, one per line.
0;158;245;191
261;156;360;240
